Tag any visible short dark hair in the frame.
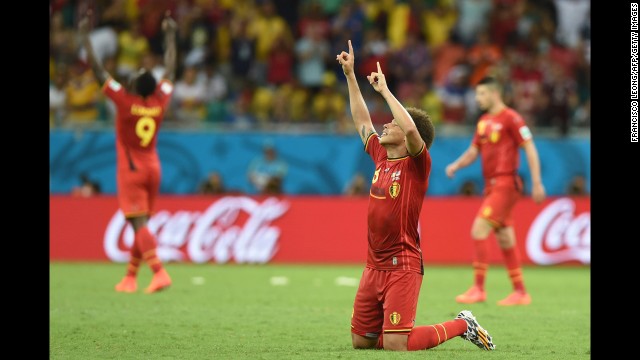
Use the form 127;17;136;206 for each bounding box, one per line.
477;76;502;92
406;107;436;150
135;71;157;98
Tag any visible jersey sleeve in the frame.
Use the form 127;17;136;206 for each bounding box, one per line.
364;132;385;163
409;143;431;181
102;77;126;106
508;111;533;146
472;118;485;149
155;79;174;108
471;129;481;148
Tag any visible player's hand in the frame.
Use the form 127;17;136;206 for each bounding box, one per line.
336;40;355;76
162;11;177;33
78;11;92;37
445;163;458;178
532;182;546;204
367;62;388;93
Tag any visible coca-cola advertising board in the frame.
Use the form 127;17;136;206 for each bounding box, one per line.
50;196;590;265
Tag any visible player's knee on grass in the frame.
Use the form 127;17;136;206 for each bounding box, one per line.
351;333;377;349
383;334;408;351
471;217;493;240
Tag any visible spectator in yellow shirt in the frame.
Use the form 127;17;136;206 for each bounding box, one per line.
65;63;100;124
117;21;150;79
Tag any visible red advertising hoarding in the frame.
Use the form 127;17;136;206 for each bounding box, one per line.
50;196;590;265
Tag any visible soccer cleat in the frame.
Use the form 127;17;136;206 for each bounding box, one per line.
455;285;486;304
115;275;137;293
497;291;531;306
456;310;495;351
144;268;172;294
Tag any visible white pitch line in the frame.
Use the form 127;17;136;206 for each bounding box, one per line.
270;276;289;286
191;276;205;285
335;276;359;287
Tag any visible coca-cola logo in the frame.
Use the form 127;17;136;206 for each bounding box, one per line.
526;198;590;265
104;196;289;264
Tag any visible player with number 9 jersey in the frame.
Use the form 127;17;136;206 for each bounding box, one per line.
103;77;173;217
79;10;177;294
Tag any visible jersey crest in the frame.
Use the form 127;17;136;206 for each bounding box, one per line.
389;182;400;199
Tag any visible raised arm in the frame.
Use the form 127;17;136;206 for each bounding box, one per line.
78;13;109;86
336;40;376;144
445;145;479;178
521;140;546;203
367;61;424;155
161;12;177;82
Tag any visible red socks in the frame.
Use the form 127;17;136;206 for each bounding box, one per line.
407;320;467;350
473;240;490;290
374;319;467;351
125;242;142;277
501;246;525;292
136;226;163;274
473;239;527;293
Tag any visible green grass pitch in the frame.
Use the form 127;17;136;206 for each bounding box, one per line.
50;263;589;359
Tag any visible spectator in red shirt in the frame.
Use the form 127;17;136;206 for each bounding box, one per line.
267;35;294;86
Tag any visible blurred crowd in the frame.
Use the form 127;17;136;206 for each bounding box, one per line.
50;0;590;136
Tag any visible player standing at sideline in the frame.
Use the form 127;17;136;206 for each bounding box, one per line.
79;11;177;294
337;40;495;351
446;76;546;306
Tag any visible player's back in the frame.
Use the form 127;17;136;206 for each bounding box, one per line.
115;93;166;153
103;78;173;170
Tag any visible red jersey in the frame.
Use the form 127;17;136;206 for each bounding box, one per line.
364;134;431;274
472;107;532;180
102;77;173;171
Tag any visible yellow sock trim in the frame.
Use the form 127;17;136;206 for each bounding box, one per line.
430;325;441;345
438;323;448;341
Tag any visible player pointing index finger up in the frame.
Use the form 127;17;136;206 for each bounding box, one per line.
337;40;496;352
